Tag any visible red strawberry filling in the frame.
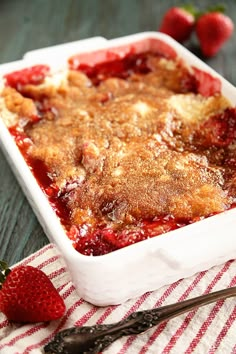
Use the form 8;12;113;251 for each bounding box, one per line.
192;67;221;97
195;108;236;147
4;65;50;90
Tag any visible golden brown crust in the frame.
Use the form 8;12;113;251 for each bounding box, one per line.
1;54;234;228
2;86;37;119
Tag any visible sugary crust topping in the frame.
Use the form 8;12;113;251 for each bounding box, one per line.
169;93;230;125
0;53;235;243
70;144;228;224
2;87;37;125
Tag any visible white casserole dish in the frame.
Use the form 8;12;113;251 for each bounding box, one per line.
0;32;236;306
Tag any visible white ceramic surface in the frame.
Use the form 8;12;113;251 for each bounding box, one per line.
23;36;107;60
0;33;236;306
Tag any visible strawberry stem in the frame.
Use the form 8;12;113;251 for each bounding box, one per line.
0;261;11;289
187;3;227;21
206;4;226;13
181;4;199;17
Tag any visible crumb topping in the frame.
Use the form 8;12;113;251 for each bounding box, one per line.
1;52;236;255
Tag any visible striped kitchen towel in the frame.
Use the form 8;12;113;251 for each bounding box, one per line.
0;243;235;354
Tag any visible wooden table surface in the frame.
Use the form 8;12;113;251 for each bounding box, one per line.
0;0;236;266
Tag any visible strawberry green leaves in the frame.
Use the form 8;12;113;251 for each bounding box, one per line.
0;261;11;289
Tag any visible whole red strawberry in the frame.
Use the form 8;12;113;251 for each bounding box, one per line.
196;12;234;57
0;261;65;323
159;6;195;42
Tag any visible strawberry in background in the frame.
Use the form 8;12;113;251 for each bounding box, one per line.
159;6;196;42
159;5;234;58
196;10;234;57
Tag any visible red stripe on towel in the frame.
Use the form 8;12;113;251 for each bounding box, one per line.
161;260;233;354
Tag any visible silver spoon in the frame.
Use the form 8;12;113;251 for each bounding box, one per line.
44;286;236;354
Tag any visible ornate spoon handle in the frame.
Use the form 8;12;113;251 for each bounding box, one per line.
44;286;236;354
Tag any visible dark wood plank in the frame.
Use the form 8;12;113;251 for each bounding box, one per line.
0;0;236;265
